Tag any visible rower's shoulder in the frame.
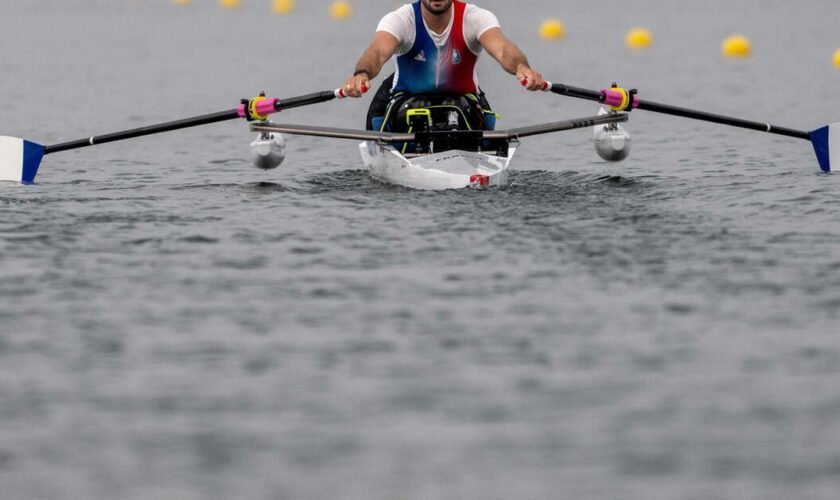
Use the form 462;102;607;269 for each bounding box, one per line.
377;4;415;36
463;3;498;24
464;3;495;16
391;4;414;17
463;3;500;36
379;4;414;24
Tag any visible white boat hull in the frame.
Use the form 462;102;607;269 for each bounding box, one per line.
359;141;516;190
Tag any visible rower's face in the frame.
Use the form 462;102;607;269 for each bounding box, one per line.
422;0;453;15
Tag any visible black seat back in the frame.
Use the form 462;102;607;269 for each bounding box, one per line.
385;94;489;133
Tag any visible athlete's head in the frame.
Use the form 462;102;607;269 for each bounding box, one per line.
422;0;454;15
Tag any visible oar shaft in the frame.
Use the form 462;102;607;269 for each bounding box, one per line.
637;100;810;140
277;90;341;110
44;90;340;155
547;83;605;102
44;109;240;154
546;82;811;141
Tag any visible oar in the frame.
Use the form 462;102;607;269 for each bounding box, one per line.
0;87;361;184
538;81;837;172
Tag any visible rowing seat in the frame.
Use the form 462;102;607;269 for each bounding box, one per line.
373;93;501;154
374;93;495;133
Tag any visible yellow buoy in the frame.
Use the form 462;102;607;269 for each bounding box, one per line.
329;1;353;20
218;0;241;9
722;35;752;59
833;48;840;69
272;0;294;14
625;28;653;49
538;19;566;41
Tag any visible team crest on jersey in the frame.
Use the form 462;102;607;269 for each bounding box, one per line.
452;49;462;65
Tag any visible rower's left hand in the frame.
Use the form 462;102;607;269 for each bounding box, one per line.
517;65;545;91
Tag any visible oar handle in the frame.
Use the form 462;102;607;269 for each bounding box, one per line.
540;81;638;109
541;81;810;141
236;88;359;120
334;83;369;99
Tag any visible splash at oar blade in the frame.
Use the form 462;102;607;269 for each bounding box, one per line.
0;136;45;184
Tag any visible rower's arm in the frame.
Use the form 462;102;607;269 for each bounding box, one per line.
345;32;400;97
355;32;399;79
479;28;545;91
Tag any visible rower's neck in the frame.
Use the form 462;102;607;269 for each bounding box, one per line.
421;4;453;35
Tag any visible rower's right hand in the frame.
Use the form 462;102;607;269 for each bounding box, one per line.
344;75;370;98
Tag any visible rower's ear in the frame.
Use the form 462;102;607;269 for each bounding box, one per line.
811;123;838;173
0;136;45;184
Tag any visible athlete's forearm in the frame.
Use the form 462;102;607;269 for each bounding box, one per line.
346;34;398;97
354;46;388;79
498;42;531;75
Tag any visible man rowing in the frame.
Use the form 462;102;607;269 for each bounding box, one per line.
343;0;545;133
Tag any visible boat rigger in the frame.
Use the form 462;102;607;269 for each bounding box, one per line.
249;114;627;190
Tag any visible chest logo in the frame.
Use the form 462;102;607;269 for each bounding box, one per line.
415;50;427;62
452;49;462;65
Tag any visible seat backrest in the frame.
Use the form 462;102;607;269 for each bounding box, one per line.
385;94;486;133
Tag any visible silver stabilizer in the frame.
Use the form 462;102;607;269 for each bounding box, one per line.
593;107;631;162
250;128;286;170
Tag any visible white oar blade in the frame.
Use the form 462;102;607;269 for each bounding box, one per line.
811;124;839;173
0;136;45;184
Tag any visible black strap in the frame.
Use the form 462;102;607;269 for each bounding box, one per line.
625;89;638;112
240;99;253;121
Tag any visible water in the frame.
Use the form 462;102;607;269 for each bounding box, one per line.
1;1;840;499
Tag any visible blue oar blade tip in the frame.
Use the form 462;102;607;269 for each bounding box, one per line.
811;124;838;173
0;136;45;184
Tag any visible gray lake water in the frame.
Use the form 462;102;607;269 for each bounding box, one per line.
2;1;840;499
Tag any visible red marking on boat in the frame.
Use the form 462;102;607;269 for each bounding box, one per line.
470;174;490;187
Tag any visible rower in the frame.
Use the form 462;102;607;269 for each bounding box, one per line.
343;0;545;133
